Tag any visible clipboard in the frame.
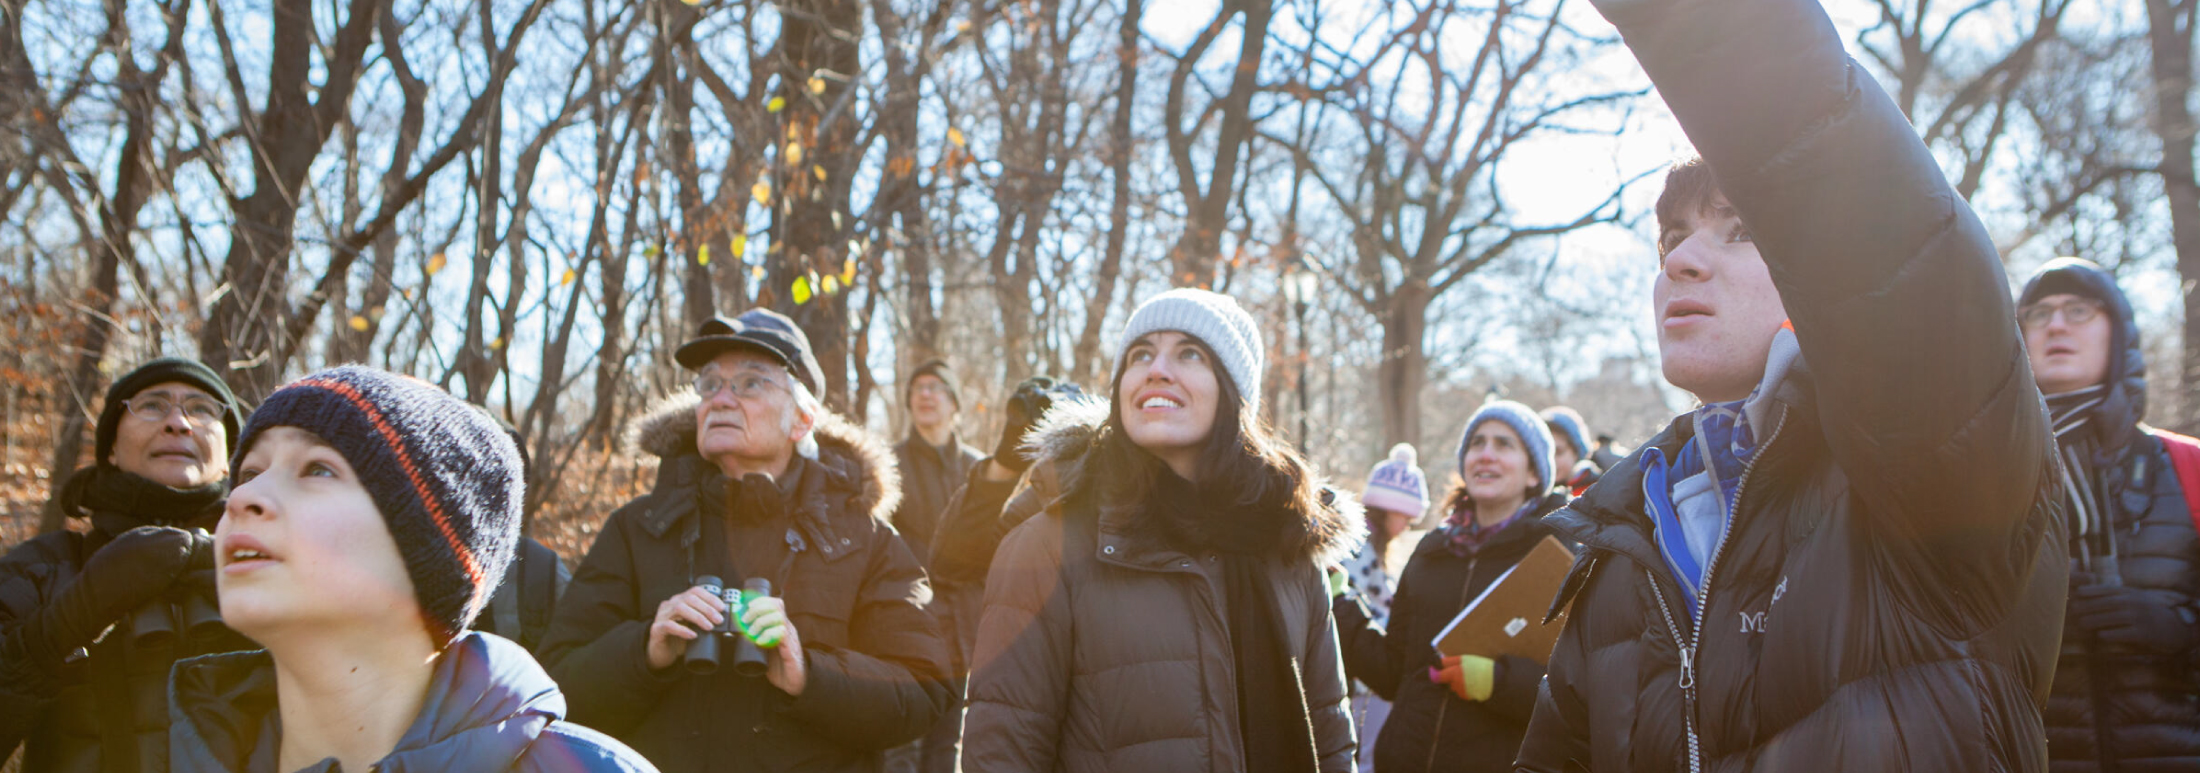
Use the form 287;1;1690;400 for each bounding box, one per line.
1430;536;1575;662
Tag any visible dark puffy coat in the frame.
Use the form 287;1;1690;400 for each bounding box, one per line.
1334;492;1566;773
961;400;1361;773
1515;0;2067;770
535;398;952;773
2020;260;2200;772
0;497;254;772
891;433;982;565
168;632;656;772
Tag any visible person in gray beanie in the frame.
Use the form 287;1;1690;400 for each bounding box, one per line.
1331;399;1566;773
165;366;655;772
963;287;1360;773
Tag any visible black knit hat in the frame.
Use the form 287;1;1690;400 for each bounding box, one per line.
907;359;962;409
673;308;826;396
233;366;522;644
95;357;243;468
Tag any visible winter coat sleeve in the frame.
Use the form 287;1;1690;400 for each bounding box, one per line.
0;534;70;759
1592;0;2053;634
926;461;1024;593
1332;589;1406;702
779;529;954;750
1512;597;1591;772
961;514;1074;773
1301;565;1357;773
1486;655;1544;725
534;506;676;737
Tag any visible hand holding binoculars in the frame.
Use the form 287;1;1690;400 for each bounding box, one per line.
684;576;776;676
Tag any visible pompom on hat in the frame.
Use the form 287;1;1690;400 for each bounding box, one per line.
1362;444;1431;518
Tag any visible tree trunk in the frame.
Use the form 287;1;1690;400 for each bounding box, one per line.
41;0;189;533
1376;282;1432;449
1164;0;1271;287
1074;0;1140;386
768;0;861;411
2146;0;2200;428
199;0;383;399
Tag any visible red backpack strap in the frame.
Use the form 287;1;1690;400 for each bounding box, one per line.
2150;427;2200;536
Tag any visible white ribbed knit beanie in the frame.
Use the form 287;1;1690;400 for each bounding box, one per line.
1116;288;1265;412
1362;444;1430;517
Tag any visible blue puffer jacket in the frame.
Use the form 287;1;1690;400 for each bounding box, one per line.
167;632;657;772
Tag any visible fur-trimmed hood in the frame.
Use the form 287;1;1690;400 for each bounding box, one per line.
1013;396;1365;566
625;394;901;523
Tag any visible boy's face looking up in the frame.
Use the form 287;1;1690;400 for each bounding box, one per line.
1653;163;1790;404
218;426;424;645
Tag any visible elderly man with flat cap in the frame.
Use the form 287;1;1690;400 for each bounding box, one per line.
538;309;952;773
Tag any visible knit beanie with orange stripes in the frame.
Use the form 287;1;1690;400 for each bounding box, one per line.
232;365;522;645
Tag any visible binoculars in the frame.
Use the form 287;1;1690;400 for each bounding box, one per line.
129;590;225;648
685;576;774;677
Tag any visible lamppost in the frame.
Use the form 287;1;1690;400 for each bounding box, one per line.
1281;266;1318;455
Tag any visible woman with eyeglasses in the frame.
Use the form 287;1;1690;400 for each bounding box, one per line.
0;358;257;772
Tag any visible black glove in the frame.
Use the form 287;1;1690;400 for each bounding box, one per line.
2069;583;2199;653
995;378;1083;473
9;526;209;667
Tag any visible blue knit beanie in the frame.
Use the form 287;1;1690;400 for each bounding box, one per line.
232;366;522;644
1541;406;1592;464
1458;400;1556;495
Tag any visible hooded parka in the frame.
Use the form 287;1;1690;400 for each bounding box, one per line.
167;631;654;772
1513;0;2067;770
534;398;952;773
2019;259;2200;772
960;399;1362;773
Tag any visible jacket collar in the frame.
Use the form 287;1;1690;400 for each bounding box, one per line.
623;395;902;554
168;633;563;773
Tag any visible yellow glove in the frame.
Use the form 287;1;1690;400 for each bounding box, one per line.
1433;654;1495;702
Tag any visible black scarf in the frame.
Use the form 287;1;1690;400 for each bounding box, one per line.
2045;386;2112;551
1151;471;1319;773
60;465;225;533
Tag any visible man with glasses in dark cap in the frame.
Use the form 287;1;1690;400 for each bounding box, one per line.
1;357;254;771
538;308;952;773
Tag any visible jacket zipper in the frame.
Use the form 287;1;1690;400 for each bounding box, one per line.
1424;554;1479;773
1643;405;1789;773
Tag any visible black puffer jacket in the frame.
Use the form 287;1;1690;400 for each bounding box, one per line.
0;484;255;773
2021;259;2200;772
891;433;982;566
1334;492;1566;773
1515;0;2067;770
535;398;952;773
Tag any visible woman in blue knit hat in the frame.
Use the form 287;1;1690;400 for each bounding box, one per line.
165;366;655;772
963;288;1361;773
1332;399;1568;773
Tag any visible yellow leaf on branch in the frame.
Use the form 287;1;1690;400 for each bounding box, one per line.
822;274;840;294
786;142;804;166
791;277;813;305
947;127;966;148
425;252;447;276
808;76;827;94
559;267;578;286
840;257;857;283
767;96;785;113
697;244;711;266
731;234;748;258
348;315;371;332
752;181;772;205
812;165;828;182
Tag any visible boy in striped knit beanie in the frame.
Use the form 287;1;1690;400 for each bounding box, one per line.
169;366;651;772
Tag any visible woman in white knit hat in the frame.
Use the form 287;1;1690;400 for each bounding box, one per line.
961;288;1363;773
